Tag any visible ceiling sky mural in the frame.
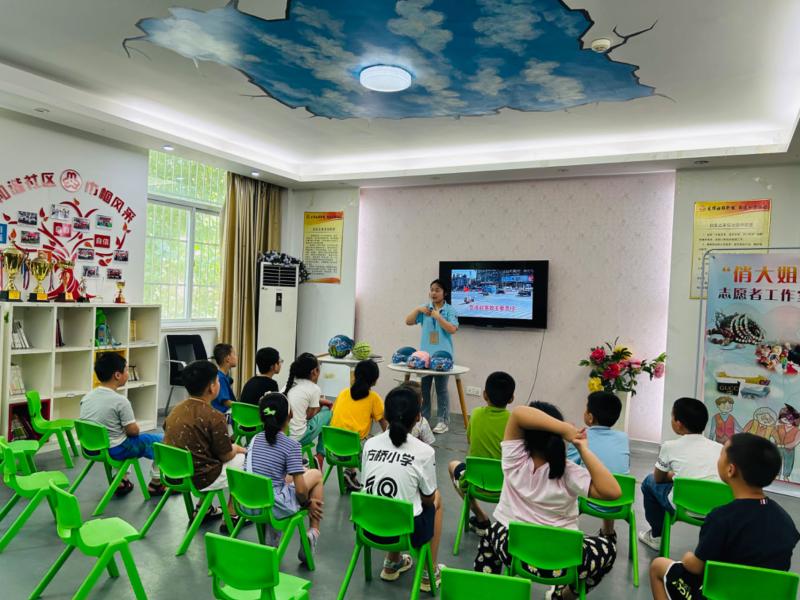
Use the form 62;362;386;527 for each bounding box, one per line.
129;0;656;120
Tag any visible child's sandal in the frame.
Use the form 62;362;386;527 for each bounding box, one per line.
114;479;134;497
380;554;413;581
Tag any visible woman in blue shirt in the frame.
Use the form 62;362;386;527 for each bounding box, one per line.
405;279;459;434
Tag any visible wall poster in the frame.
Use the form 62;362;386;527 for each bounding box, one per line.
302;211;343;284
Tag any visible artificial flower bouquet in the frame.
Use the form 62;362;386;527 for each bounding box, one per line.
579;339;666;395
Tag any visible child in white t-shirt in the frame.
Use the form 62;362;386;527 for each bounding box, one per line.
284;353;332;468
473;402;621;600
638;397;723;552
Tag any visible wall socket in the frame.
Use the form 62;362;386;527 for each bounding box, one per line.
465;386;482;397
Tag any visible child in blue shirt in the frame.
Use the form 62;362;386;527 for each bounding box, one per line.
211;343;237;414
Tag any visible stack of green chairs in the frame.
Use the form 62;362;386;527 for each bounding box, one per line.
321;426;362;495
0;435;38;474
660;478;733;557
206;532;312;599
30;483;147;599
227;468;316;570
230;401;264;446
69;420;151;516
507;521;586;600
440;568;530;600
702;560;799;600
578;473;639;586
0;440;69;553
452;456;503;555
139;442;234;556
27;391;78;469
338;492;437;600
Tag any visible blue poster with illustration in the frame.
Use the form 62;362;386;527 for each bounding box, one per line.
704;253;800;486
0;224;6;243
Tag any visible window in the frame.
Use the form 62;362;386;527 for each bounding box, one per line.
144;151;226;321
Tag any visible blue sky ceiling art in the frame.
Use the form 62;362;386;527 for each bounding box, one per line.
129;0;656;120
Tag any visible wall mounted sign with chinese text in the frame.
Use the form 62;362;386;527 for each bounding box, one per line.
302;211;344;284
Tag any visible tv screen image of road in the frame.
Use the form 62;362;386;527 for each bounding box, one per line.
450;269;534;320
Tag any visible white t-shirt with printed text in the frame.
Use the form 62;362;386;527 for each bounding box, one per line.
286;378;321;439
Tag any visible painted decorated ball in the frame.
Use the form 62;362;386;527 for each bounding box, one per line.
352;341;372;360
328;335;354;358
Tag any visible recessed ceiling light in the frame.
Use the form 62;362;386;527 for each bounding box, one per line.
590;38;612;53
694;160;710;165
251;171;260;177
162;144;175;152
33;107;50;113
359;65;412;92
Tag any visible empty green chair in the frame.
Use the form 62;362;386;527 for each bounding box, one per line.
338;492;437;600
231;402;264;446
29;483;147;600
440;568;531;600
0;435;38;475
578;473;639;586
321;426;362;495
138;442;234;556
507;521;586;600
227;468;315;570
660;478;733;557
69;420;151;516
702;560;799;600
206;532;312;600
452;456;503;555
0;441;69;553
26;390;78;469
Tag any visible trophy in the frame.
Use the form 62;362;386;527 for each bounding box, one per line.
1;246;24;301
114;280;126;304
55;259;76;302
28;251;53;302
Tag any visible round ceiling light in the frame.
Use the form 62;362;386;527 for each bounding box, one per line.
359;65;412;92
162;144;175;152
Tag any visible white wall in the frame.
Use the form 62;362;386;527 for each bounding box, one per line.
662;164;800;441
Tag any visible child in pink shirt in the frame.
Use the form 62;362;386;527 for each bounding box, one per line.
474;402;622;600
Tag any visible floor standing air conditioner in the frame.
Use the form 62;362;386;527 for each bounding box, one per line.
256;263;299;390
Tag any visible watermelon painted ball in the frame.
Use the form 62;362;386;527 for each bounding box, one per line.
352;341;372;360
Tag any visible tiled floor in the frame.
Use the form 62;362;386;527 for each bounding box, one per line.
2;419;798;599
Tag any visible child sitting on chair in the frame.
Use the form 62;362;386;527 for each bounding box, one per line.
473;402;621;600
284;353;332;468
240;347;281;405
211;343;238;415
244;392;324;564
402;381;436;445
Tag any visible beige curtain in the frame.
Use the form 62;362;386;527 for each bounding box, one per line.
219;173;281;395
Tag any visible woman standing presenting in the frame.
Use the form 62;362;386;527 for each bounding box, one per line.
405;279;459;434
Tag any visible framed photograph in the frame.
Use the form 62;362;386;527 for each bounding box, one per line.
106;268;122;280
53;221;73;237
73;217;90;231
93;234;110;249
95;214;113;229
82;265;99;278
0;224;6;244
17;210;37;226
77;247;95;261
50;204;71;221
113;249;129;262
21;230;40;245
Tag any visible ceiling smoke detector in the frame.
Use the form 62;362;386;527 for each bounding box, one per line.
359;65;413;92
590;38;612;53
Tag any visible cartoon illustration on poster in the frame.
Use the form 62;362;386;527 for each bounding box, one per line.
703;252;800;484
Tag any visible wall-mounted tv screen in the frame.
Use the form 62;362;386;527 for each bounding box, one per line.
439;260;548;329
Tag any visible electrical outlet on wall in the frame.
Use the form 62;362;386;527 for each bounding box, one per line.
466;386;482;396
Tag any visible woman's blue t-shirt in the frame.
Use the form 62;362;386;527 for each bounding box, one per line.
415;302;459;357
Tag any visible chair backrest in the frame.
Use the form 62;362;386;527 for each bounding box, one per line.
0;441;18;485
228;468;275;514
206;532;279;598
350;492;415;550
49;482;84;543
440;568;531;600
74;420;112;461
702;560;800;600
673;478;733;522
578;473;636;517
25;390;45;428
231;402;263;431
166;334;208;386
463;456;504;493
153;443;196;492
508;522;584;572
322;426;362;457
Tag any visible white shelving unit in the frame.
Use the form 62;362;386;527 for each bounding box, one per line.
1;302;161;448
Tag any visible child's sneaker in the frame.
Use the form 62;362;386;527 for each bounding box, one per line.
380;554;413;581
297;528;319;565
432;422;449;434
468;516;491;536
420;563;444;592
343;469;362;492
638;529;661;552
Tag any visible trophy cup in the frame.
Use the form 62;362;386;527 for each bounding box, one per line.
28;251;53;302
114;280;126;304
1;246;24;301
55;259;76;302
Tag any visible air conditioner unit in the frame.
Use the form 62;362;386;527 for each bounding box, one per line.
256;263;299;390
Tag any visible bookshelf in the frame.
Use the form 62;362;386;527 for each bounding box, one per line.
1;302;161;450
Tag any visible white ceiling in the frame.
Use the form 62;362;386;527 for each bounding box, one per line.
0;0;799;185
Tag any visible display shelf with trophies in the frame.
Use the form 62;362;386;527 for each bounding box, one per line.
1;302;161;448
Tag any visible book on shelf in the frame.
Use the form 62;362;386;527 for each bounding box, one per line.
55;319;64;347
11;320;30;349
9;364;26;395
129;364;140;381
129;320;137;342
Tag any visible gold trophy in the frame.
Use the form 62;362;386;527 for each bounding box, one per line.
28;251;53;302
55;259;75;302
1;246;24;301
114;280;126;304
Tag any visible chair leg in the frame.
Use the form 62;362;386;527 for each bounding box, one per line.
337;542;362;600
410;545;428;600
54;431;74;469
426;543;438;597
336;465;346;496
255;522;265;544
25;453;37;474
0;493;21;522
27;545;75;599
629;511;639;587
69;461;95;493
93;461;131;516
323;464;334;484
36;431;53;449
363;545;372;581
65;428;79;457
119;544;148;600
231;515;246;539
276;519;297;562
105;555;120;578
217;491;234;534
296;515;316;571
182;492;195;519
578;576;587;600
176;493;214;556
131;460;151;501
138;489;172;538
73;547;115;600
660;513;672;558
452;493;470;555
0;490;45;553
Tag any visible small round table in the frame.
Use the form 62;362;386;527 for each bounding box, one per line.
386;363;471;428
318;354;384;384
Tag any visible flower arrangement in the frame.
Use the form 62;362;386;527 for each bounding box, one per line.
579;339;666;395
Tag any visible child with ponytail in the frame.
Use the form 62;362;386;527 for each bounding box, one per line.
284;353;332;468
244;392;324;563
473;402;622;599
361;385;444;593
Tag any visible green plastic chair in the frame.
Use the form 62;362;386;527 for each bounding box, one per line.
138;442;234;556
338;492;437;600
660;478;733;557
507;521;586;600
227;468;316;570
440;568;531;600
321;426;362;495
702;560;800;600
301;444;316;469
69;420;151;516
578;473;639;586
206;532;312;600
26;390;78;469
452;457;503;555
29;483;147;599
0;435;38;475
231;402;264;445
0;441;69;553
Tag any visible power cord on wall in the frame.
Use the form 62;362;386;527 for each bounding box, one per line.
527;329;546;404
